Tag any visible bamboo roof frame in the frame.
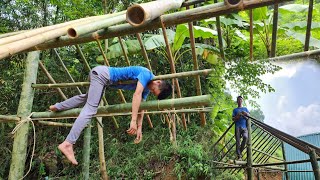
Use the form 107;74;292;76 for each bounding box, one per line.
0;0;319;179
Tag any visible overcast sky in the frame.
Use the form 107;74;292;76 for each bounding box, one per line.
248;59;320;137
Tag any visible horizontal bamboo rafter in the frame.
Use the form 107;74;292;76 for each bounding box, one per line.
25;0;292;52
29;95;211;120
32;69;212;89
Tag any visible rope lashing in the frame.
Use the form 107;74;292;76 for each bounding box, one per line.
11;112;36;180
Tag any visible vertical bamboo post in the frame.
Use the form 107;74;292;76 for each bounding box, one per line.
9;51;40;180
82;122;91;180
304;0;314;51
246;117;253;180
97;101;108;180
160;17;187;129
271;2;279;57
186;5;206;127
249;9;253;61
282;142;290;180
309;148;320;180
213;0;225;60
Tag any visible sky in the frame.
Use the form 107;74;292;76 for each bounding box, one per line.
246;59;320;137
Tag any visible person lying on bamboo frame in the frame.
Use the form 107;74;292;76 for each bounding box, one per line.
49;65;172;165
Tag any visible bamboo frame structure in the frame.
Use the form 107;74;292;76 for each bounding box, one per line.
0;0;318;179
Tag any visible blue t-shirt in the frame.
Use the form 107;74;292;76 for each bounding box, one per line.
232;107;250;128
108;66;154;100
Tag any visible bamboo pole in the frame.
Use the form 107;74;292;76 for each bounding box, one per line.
68;14;126;38
0;12;126;59
31;95;211;119
309;148;320;180
136;33;152;70
271;3;279;57
0;115;20;122
249;9;253;61
186;6;206;126
53;49;82;94
281;142;290;180
160;17;188;129
224;0;243;7
97;102;108;180
304;0;314;51
253;157;320;167
0;30;27;39
82;120;91;180
26;0;293;52
246;117;253;180
32;69;213;89
118;37;130;65
9;51;40;180
0;12;125;46
38;61;68;100
36;121;73;127
126;0;184;26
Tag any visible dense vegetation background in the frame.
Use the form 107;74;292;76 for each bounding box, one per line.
0;0;319;179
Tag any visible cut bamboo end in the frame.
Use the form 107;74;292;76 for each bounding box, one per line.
224;0;243;7
67;28;78;38
126;4;146;26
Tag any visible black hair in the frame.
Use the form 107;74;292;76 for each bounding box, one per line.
237;96;243;100
157;81;172;100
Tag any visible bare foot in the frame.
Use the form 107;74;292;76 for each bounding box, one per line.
58;141;78;165
49;105;58;112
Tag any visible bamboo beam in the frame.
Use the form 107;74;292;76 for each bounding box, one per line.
36;121;73;127
0;115;20;122
0;12;124;46
26;0;292;52
0;30;27;39
82;120;91;180
126;0;184;26
30;95;211;119
0;108;212;123
252;148;284;162
9;51;40;180
271;3;279;57
304;0;314;51
253;157;320;167
32;69;213;89
269;49;320;61
68;14;126;38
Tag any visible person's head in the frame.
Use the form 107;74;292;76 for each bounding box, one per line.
148;80;172;100
237;96;243;107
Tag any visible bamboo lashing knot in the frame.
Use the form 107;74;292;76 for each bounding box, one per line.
11;112;35;135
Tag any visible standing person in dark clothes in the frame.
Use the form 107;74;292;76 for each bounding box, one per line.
49;66;172;165
232;96;250;160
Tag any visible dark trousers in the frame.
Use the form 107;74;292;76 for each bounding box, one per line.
235;126;248;157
